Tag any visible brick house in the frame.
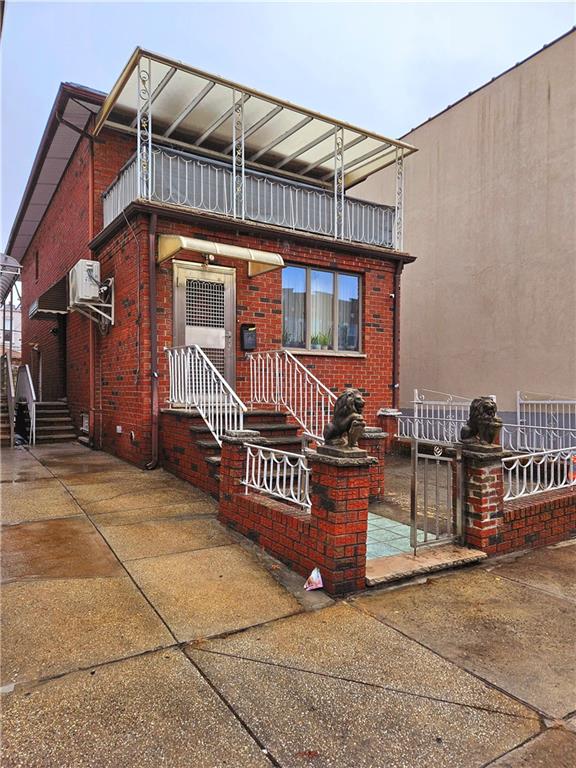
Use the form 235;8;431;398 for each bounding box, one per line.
6;48;416;486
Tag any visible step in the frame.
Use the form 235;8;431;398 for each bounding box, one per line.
251;436;304;449
35;427;76;436
36;416;74;423
190;422;298;435
35;433;77;443
205;455;221;466
365;545;487;587
36;422;76;434
244;409;288;423
36;401;68;407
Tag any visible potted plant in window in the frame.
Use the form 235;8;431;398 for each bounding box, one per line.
311;333;321;350
318;330;331;350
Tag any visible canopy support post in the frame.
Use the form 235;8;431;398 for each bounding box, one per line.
137;56;152;200
232;90;245;220
333;126;344;239
395;147;404;251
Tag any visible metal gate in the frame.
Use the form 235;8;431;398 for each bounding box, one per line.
410;439;463;555
173;262;236;384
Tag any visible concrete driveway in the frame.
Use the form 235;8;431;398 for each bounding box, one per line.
1;443;575;767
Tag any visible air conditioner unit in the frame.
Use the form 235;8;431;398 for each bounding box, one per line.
69;259;101;304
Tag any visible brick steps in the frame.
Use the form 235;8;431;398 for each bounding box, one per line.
160;406;304;499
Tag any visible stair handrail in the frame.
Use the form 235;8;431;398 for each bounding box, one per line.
165;344;246;446
15;363;37;445
1;352;16;447
248;349;337;442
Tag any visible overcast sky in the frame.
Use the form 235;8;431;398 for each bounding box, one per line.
1;1;574;249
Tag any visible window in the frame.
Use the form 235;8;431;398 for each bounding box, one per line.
282;266;361;352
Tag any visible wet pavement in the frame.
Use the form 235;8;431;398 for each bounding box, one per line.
1;442;575;766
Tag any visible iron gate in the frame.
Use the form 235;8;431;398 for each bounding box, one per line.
410;439;463;554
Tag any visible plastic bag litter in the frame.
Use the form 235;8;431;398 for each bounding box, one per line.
304;567;323;591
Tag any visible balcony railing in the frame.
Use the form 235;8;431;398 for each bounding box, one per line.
103;145;396;248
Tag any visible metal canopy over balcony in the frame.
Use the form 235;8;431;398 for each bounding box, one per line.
95;48;417;250
95;48;416;186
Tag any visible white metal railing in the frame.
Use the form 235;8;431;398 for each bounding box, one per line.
102;145;396;248
1;352;16;447
397;389;472;444
518;390;576;433
165;345;246;445
397;388;576;453
248;349;337;442
243;443;311;508
15;364;36;445
102;158;138;228
502;447;576;501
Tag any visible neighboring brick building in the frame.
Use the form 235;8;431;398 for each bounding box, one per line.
6;48;416;471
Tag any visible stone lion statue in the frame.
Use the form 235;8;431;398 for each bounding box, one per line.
323;388;366;448
460;396;503;445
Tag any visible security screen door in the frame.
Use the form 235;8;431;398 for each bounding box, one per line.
173;262;235;385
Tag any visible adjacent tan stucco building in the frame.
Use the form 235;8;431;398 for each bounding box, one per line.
356;28;576;412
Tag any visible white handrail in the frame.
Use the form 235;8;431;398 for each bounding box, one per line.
502;447;576;501
1;353;16;447
15;364;36;445
248;349;337;442
243;442;311;508
165;345;246;446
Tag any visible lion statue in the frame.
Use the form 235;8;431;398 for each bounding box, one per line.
323;388;366;448
460;396;503;445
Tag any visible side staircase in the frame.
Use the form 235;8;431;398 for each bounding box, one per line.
35;401;77;443
0;386;12;447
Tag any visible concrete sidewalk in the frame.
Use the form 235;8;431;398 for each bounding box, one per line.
1;443;575;767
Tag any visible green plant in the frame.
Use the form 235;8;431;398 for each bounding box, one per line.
311;334;321;347
318;331;331;348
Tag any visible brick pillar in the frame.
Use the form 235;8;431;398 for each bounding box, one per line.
377;408;401;454
358;426;387;501
461;447;506;553
218;429;261;527
307;450;375;595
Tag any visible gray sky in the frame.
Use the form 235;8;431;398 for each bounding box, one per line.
1;1;574;249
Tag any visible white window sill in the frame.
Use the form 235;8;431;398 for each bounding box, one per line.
284;348;366;358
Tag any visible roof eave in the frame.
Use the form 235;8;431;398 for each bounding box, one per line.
5;83;105;258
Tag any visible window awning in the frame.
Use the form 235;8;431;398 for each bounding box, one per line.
28;276;68;320
157;235;284;277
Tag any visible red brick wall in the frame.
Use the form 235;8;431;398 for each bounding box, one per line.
19;126;134;419
158;410;219;497
155;217;397;424
219;435;372;595
462;451;576;555
490;489;576;555
20;138;92;408
21;124;401;469
92;215;153;465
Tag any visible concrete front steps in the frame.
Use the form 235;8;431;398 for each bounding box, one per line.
35;401;77;443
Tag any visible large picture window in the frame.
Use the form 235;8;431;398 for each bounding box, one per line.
282;266;361;352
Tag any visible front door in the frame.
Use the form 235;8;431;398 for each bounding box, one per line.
173;262;235;384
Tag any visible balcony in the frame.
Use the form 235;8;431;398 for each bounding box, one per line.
103;145;397;249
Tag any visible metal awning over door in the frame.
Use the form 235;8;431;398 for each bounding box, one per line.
157;235;284;277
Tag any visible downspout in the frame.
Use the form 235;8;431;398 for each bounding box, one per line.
88;130;96;447
391;261;403;410
146;213;159;469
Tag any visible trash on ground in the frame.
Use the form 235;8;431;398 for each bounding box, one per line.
304;567;323;591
